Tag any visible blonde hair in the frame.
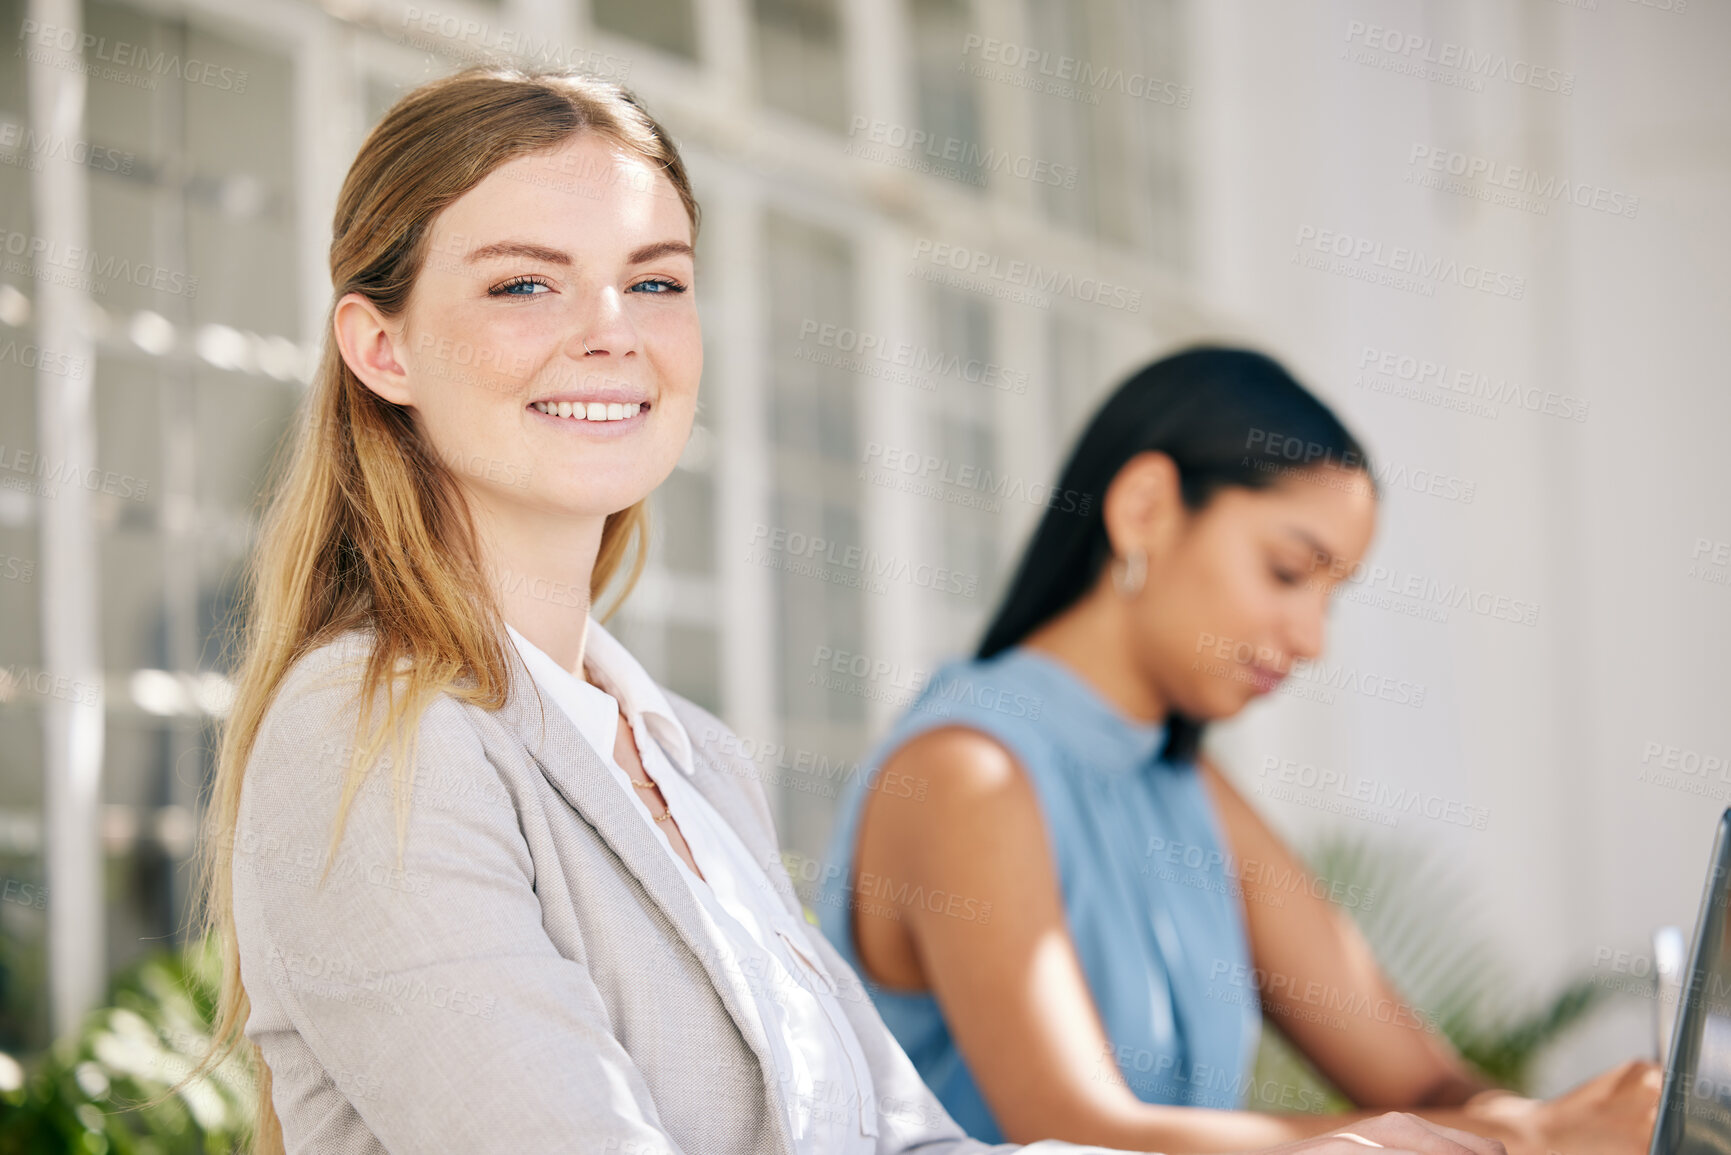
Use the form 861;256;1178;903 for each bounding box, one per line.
167;66;701;1153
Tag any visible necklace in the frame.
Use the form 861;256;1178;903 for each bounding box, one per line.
605;676;672;824
627;773;675;823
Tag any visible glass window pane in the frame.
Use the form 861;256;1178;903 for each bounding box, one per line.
1133;0;1189;269
908;0;984;196
753;0;848;133
1022;0;1134;245
594;0;699;61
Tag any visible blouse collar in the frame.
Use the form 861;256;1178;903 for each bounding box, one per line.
996;645;1171;773
503;616;697;777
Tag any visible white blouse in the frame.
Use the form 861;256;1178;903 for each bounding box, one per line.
503;618;878;1154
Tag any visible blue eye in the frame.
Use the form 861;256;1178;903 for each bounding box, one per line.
632;277;687;294
490;276;551;296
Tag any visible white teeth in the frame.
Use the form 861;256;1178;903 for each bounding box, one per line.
533;400;643;421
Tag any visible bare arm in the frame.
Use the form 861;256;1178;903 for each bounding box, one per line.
1193;755;1492;1109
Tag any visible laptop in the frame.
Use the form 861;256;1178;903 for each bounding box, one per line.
1652;806;1731;1155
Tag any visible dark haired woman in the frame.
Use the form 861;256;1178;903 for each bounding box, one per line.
817;347;1659;1154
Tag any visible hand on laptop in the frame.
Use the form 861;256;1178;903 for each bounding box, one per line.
1460;1059;1662;1155
1267;1110;1509;1155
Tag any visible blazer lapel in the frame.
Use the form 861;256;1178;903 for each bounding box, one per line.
490;637;794;1151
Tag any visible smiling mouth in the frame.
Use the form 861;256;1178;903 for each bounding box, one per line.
530;400;647;422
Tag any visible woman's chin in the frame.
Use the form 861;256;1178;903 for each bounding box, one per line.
485;484;647;521
1188;689;1255;723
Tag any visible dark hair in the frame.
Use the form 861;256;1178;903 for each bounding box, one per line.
976;345;1375;763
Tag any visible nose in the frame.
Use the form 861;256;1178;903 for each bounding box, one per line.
566;285;640;362
1283;600;1328;665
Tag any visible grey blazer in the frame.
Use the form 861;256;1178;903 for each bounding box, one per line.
233;628;1156;1154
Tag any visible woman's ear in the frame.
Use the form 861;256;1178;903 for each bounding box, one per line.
333;291;414;407
1102;450;1185;563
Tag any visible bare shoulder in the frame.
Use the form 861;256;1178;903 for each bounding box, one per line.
852;722;1061;991
864;723;1046;859
894;722;1028;787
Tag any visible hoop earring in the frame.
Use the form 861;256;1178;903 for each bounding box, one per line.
1113;548;1146;596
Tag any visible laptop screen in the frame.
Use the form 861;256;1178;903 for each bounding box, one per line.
1654;809;1731;1155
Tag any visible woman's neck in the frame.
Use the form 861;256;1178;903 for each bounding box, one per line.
1019;588;1168;725
477;498;607;676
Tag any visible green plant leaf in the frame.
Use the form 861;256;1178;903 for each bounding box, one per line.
1249;830;1617;1111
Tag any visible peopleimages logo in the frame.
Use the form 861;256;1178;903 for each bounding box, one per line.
1207;959;1440;1033
18;19;250;92
1407;145;1639;219
1636;739;1731;804
746;524;980;598
861;441;1093;517
0;444;150;501
909;239;1142;313
1257;756;1490;831
1689;537;1731;591
0;228;199;299
0;122;134;175
1342;21;1574;94
959;34;1192;108
846;117;1079;189
797;319;1029;394
1355;345;1589;423
1243;427;1477;505
0;336;87;381
1292;225;1525;300
398;7;631;78
1329;563;1540;629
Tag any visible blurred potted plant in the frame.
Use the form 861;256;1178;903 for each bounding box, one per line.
0;934;251;1154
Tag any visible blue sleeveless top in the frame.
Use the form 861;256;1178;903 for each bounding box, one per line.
816;645;1261;1142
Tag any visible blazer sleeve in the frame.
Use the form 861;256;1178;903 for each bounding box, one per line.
233;655;690;1154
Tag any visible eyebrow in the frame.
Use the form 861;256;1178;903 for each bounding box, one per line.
463;239;695;266
1282;526;1338;566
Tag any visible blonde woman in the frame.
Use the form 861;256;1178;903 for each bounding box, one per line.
183;67;1513;1155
